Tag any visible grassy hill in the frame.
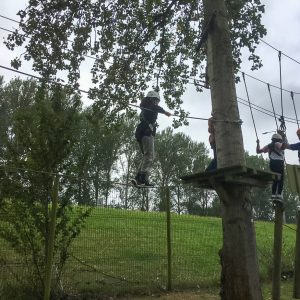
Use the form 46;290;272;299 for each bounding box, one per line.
0;207;296;298
66;208;296;297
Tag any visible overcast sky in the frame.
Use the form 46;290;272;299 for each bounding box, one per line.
1;0;300;164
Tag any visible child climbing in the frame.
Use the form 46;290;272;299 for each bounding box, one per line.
256;130;288;201
286;129;300;162
132;90;171;187
205;114;217;171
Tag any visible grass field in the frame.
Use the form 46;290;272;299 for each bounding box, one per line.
0;207;297;299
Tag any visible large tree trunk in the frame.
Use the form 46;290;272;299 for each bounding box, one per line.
202;0;262;299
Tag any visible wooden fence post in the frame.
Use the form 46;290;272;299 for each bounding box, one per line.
272;202;284;300
294;207;300;299
165;187;172;291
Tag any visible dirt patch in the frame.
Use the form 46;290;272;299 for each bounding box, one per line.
118;290;219;300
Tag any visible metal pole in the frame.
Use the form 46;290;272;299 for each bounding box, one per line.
272;202;284;300
294;207;300;299
43;175;59;300
165;187;172;291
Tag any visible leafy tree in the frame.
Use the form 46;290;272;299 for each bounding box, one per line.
116;114;141;209
245;152;273;221
63;108;125;206
0;79;91;297
153;127;210;213
245;152;299;223
61;111;95;205
5;0;265;127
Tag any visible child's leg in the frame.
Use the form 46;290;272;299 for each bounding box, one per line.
270;160;277;195
139;135;154;181
271;181;277;195
270;160;284;195
277;165;284;195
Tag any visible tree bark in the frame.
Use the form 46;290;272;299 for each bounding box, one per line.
202;0;262;299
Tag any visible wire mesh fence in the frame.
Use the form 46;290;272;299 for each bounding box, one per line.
0;183;298;299
60;207;223;296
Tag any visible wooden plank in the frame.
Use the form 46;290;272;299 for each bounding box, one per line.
223;177;267;187
181;165;281;188
181;165;247;181
246;168;258;175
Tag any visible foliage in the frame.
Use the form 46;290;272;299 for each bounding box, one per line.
5;0;266;126
0;78;91;297
152;127;211;212
245;152;299;222
63;109;125;206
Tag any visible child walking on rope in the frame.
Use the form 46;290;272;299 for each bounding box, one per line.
256;130;288;201
132;90;171;187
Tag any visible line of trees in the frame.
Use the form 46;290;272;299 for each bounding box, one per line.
0;77;298;221
0;77;299;297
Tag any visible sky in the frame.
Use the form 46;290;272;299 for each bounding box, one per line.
1;1;300;164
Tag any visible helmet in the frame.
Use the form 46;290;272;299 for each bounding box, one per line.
272;133;282;141
297;128;300;136
146;90;160;101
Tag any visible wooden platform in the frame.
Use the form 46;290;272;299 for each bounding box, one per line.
180;165;281;189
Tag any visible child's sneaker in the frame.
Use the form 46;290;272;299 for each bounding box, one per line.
131;178;146;188
131;178;138;187
272;194;284;206
143;179;154;188
132;173;143;187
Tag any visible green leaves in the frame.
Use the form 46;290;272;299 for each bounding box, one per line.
6;0;266;126
226;0;267;73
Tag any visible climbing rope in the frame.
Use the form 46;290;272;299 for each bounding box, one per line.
242;72;259;141
278;51;286;132
267;84;279;130
290;92;299;128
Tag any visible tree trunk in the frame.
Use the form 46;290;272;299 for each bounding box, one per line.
202;0;262;299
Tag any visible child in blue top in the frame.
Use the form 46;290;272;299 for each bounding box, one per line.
287;129;300;157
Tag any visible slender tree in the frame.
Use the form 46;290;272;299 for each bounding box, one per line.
0;79;91;297
203;0;264;298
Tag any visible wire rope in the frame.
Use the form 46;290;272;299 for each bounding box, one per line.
290;92;299;128
242;72;258;140
267;84;279;129
278;51;286;132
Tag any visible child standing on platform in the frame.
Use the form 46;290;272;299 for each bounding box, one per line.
256;130;288;201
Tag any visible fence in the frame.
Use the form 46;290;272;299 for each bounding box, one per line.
0;184;298;299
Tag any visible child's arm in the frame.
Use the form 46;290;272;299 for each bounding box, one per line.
256;140;268;154
152;104;171;116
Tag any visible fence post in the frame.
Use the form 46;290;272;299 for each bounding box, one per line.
165;186;172;291
294;207;300;299
272;202;284;300
44;175;59;300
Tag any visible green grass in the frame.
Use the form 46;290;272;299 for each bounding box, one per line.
0;207;297;298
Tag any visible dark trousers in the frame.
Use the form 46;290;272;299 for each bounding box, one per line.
205;145;217;172
269;159;284;195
